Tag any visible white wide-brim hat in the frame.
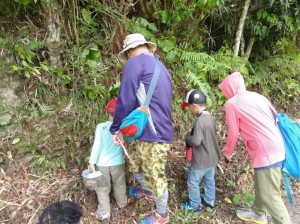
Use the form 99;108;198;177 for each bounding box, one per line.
118;33;157;63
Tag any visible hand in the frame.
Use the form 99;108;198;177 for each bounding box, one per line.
88;163;95;170
224;152;232;163
112;132;124;146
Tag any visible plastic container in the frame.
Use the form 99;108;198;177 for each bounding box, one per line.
81;169;102;190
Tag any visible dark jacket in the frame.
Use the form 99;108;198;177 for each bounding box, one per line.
185;112;220;169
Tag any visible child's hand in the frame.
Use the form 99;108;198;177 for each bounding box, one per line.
88;163;95;170
112;132;124;146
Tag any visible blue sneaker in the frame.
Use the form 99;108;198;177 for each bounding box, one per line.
140;212;169;224
181;202;204;213
129;187;154;200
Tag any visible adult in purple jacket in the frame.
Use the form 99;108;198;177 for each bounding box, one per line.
110;33;173;224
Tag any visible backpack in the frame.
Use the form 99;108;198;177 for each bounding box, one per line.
275;113;300;206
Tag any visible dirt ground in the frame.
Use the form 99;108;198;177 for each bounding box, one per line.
1;140;299;224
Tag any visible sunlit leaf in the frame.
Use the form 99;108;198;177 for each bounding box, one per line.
224;197;232;204
12;138;21;145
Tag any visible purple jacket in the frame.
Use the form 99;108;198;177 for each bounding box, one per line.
110;53;173;144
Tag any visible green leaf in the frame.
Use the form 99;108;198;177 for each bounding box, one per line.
233;195;240;204
244;192;255;203
12;65;19;71
24;71;31;78
40;63;50;72
81;8;93;25
158;36;176;53
153;11;172;24
206;207;213;212
86;49;100;61
12;138;21;145
0;114;12;126
15;0;31;6
22;60;29;67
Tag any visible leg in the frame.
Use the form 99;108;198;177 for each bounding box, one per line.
95;166;111;216
203;167;216;206
111;164;127;208
128;141;153;195
187;166;206;209
154;190;169;215
139;141;170;216
132;172;152;192
253;167;290;224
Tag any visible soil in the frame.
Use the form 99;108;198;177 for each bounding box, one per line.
1;141;299;224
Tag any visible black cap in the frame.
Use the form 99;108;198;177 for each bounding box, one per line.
181;89;206;109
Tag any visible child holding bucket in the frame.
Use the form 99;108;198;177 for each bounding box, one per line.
181;89;220;212
88;98;127;222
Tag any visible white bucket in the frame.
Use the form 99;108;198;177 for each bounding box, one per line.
81;169;102;190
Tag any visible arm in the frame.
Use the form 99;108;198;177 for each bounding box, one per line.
185;118;204;147
110;59;142;135
88;124;102;169
224;102;240;159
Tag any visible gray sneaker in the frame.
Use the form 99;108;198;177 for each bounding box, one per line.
236;209;267;224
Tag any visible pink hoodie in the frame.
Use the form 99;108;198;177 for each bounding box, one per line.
218;72;285;168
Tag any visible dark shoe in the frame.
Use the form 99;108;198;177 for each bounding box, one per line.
201;197;214;209
181;202;204;213
129;187;154;200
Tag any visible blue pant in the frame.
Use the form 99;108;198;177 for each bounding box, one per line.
187;165;215;209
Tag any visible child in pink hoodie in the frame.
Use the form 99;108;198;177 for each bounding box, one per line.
219;72;290;224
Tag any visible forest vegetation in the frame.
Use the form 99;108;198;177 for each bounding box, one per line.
0;0;299;223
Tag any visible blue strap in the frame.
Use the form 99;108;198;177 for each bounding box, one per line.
283;173;294;206
143;54;160;107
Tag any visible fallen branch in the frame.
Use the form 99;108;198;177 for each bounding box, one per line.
27;204;42;224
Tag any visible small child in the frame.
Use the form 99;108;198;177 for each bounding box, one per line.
181;89;220;212
88;98;127;222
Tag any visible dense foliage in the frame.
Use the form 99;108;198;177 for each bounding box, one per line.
0;0;299;171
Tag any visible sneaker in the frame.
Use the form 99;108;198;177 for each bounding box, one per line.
201;197;214;209
129;187;154;200
236;209;267;224
181;202;204;213
140;212;169;224
95;210;110;223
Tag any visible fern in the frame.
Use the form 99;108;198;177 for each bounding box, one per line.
0;114;12;126
27;40;46;51
38;103;53;116
125;17;157;40
185;71;213;107
180;51;213;62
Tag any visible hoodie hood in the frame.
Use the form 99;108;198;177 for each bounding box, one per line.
218;72;246;99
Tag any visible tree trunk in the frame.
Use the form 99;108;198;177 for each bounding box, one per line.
244;37;255;60
41;0;63;68
234;0;251;57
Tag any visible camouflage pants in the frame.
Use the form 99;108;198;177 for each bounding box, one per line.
128;141;171;197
